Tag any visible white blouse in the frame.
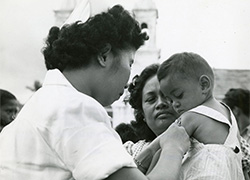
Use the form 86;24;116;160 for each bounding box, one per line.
0;69;135;180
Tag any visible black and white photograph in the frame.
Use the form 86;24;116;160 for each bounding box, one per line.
0;0;250;179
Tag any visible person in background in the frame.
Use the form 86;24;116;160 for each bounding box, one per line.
222;88;250;142
0;89;19;132
125;62;250;179
0;5;190;180
115;123;140;143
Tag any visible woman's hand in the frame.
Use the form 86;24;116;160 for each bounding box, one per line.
159;122;190;156
144;123;190;180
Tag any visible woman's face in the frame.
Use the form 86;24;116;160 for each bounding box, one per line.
0;99;19;127
103;48;135;106
142;75;179;136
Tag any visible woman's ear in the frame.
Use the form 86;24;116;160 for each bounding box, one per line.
97;43;111;67
199;75;211;93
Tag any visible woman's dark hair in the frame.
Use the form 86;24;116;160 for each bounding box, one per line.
0;89;17;106
42;5;147;71
128;63;160;142
223;88;250;117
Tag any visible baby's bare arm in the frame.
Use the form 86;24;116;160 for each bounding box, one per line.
180;112;229;144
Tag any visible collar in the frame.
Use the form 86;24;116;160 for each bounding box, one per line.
43;69;75;90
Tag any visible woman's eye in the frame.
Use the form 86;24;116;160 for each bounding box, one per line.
145;96;156;103
6;109;16;115
6;110;12;114
174;93;183;99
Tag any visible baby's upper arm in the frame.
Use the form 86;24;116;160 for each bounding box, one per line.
179;112;230;144
179;112;204;137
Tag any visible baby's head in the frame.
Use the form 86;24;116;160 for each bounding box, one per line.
157;52;214;114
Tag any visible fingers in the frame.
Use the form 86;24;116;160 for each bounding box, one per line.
159;123;190;155
169;123;189;142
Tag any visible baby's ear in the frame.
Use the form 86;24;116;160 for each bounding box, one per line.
199;75;211;92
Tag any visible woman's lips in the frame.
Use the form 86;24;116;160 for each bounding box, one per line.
155;111;173;119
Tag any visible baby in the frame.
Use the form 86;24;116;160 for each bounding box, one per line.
157;52;244;179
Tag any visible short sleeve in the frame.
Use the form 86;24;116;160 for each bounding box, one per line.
58;123;136;180
123;141;135;156
123;140;149;159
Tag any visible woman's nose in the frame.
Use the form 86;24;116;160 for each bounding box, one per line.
156;97;168;109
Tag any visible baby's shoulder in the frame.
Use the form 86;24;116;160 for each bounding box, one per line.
179;112;208;137
180;111;209;124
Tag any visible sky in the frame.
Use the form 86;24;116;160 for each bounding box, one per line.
1;0;250;103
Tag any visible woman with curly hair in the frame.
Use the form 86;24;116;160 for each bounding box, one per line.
0;5;189;180
125;64;179;159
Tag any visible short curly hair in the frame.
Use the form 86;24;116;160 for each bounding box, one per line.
42;5;147;71
128;64;160;141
